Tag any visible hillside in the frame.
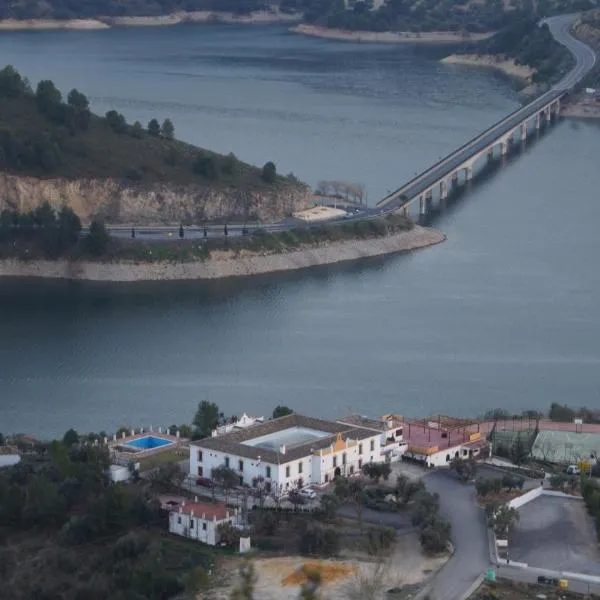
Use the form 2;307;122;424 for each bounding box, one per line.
456;19;574;84
285;0;597;34
0;66;310;224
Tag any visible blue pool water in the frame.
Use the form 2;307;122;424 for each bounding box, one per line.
124;435;174;450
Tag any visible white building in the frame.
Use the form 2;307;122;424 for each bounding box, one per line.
211;413;264;438
336;413;407;462
169;500;238;546
190;414;382;495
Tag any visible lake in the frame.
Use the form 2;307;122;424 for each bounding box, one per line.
1;24;599;438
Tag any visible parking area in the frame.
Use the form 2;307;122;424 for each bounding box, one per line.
509;495;600;575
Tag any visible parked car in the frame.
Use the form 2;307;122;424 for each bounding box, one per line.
566;465;580;475
298;488;317;500
196;477;214;488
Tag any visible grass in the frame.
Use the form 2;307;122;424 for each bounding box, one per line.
137;446;187;472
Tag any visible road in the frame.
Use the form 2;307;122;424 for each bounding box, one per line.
423;470;490;600
377;13;596;212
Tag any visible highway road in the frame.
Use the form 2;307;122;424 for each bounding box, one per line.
104;13;595;242
377;13;597;212
422;471;490;600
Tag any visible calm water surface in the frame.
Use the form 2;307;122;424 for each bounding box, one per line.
1;26;599;437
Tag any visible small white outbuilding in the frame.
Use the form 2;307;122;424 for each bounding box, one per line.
168;500;238;546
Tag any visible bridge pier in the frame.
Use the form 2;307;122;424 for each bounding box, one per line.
535;112;541;130
401;205;408;217
520;122;527;143
464;165;473;182
419;194;426;217
545;107;551;124
487;148;494;162
501;139;509;156
451;172;458;187
440;179;448;200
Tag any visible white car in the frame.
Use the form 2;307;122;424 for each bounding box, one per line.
298;488;317;500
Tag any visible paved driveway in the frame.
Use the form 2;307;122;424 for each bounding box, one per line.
423;470;489;600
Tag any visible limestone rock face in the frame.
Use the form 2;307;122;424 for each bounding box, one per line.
0;173;312;224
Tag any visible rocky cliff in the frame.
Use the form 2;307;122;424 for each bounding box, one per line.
0;173;312;224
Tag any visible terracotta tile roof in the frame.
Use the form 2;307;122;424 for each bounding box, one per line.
175;502;229;520
192;413;379;463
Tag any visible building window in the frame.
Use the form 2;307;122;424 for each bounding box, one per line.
358;443;363;455
370;440;375;452
177;516;182;524
298;461;303;474
286;466;290;478
325;474;329;483
333;456;337;468
396;429;403;437
358;458;363;469
349;465;354;474
239;459;244;472
266;466;271;478
198;450;203;462
446;454;450;462
342;453;347;465
190;519;195;529
202;522;207;531
462;450;467;456
197;466;203;477
225;457;230;468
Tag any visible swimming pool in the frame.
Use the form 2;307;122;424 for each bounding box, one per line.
124;435;174;450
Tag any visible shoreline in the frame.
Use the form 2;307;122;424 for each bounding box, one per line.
0;10;301;31
440;53;535;82
0;225;445;282
290;23;493;44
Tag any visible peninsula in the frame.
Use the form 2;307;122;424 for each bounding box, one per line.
0;66;445;281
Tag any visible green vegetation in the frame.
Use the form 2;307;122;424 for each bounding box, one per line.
411;490;452;554
286;0;594;34
460;19;574;84
0;0;268;20
100;213;414;264
484;501;519;537
0;432;216;600
581;478;600;540
475;473;525;498
0;65;286;187
272;405;294;418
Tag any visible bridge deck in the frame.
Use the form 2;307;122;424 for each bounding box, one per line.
378;89;564;209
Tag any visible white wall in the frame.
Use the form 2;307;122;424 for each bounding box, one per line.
169;510;234;546
191;431;381;491
0;455;21;468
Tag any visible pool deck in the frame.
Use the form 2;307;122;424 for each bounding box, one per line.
108;432;189;462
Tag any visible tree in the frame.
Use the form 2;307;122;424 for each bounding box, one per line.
362;462;391;483
131;121;144;139
179;224;184;239
67;88;89;110
147;119;161;136
86;220;109;256
161;118;174;140
218;521;242;548
318;493;339;520
192;400;220;439
261;161;277;183
35;80;62;117
57;206;82;248
487;504;519;537
288;489;306;508
298;524;339;557
420;517;451;554
272;405;293;419
62;429;79;447
211;465;239;505
549;402;576;422
105;110;127;134
334;476;365;528
511;435;529;465
475;477;491;497
148;462;185;492
449;457;477;482
230;560;257;600
0;65;28;98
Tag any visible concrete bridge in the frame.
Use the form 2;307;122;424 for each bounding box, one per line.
377;14;597;219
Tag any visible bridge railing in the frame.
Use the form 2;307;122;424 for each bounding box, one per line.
377;89;563;206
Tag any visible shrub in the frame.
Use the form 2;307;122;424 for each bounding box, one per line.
298;524;340;557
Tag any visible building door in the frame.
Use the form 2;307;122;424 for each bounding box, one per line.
334;467;341;478
198;466;203;476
